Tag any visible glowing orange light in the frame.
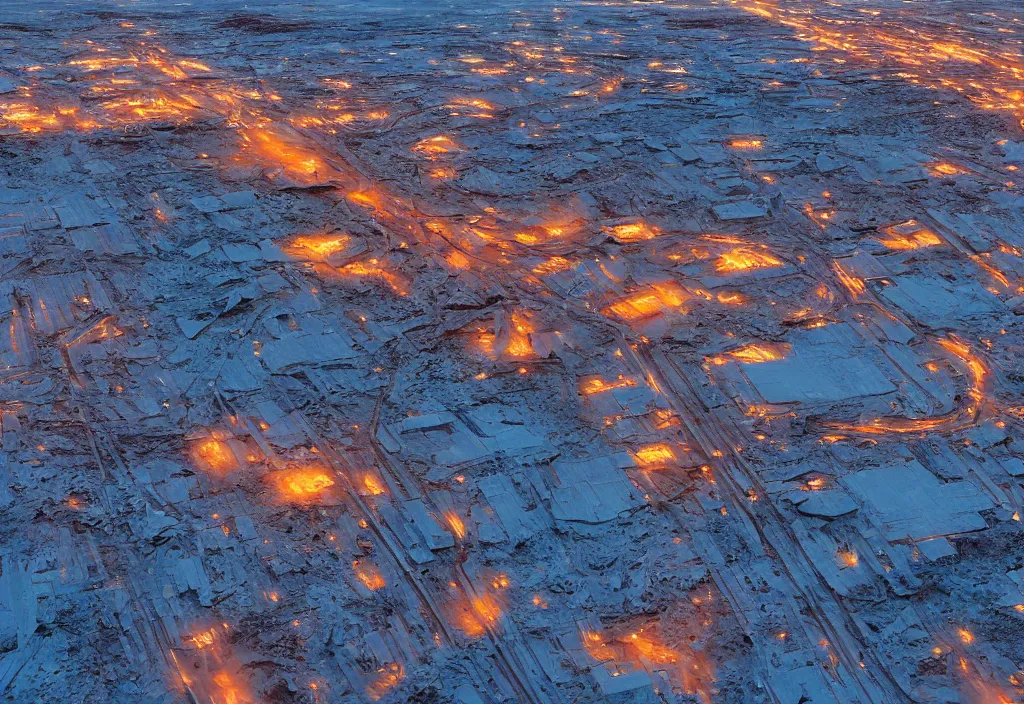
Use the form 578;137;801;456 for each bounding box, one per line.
505;312;535;358
273;467;335;502
581;375;637;395
236;124;335;184
177;59;212;72
445;511;466;539
532;256;574;275
452;591;503;639
191;438;239;473
838;551;859;568
286;234;352;261
412;134;461;156
710;342;790;366
367;663;404;701
833;261;866;298
728;138;763;149
471;593;502;627
607;221;660;242
353;560;386;591
824;335;987;436
714;247;782;273
716;291;747;305
632;443;677;468
337;260;410;296
582;625;715;701
189;629;218;649
602;282;688;321
363;474;385;496
429;166;456;179
876;225;943;251
446;249;471;269
931;162;966;177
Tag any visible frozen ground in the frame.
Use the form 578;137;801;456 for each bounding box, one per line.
0;0;1023;702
